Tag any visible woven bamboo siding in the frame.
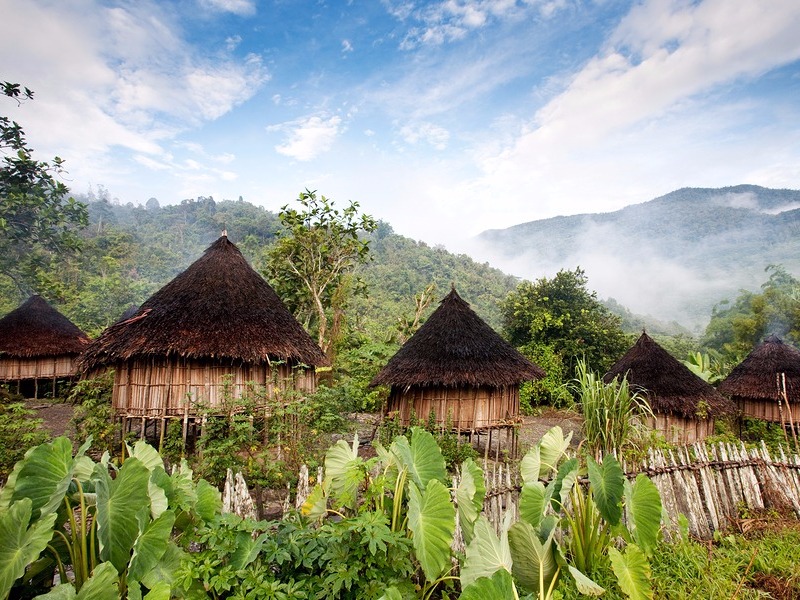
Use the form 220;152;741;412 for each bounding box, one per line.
387;385;519;430
111;357;318;417
645;414;715;444
738;398;800;424
0;356;78;381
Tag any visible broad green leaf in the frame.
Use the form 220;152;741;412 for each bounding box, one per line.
324;437;364;508
75;562;119;600
147;476;168;520
460;515;512;588
95;457;151;572
455;458;485;545
587;454;624;526
300;483;328;520
519;481;547;528
33;584;76;600
378;588;403;600
128;510;175;582
229;531;270;571
407;479;455;582
125;441;164;472
139;543;186;590
0;459;24;510
170;461;197;511
567;565;605;596
549;457;579;512
142;582;171;600
520;445;541;484
390;428;447;490
609;545;653;600
194;479;221;522
539;427;572;478
0;498;58;600
508;520;559;596
72;456;96;483
624;475;662;556
11;437;74;519
460;569;518;600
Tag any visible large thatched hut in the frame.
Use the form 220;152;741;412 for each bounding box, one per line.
718;334;800;425
604;332;735;444
0;295;91;398
370;287;544;441
80;235;328;428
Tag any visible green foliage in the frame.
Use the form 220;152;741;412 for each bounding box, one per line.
0;399;50;483
0;436;218;599
0;82;88;294
67;373;117;456
572;359;652;456
500;268;631;380
264;189;378;355
703;264;800;360
519;343;572;410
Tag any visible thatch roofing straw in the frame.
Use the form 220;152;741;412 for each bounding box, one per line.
0;295;90;358
79;235;328;370
370;287;545;388
718;334;800;403
604;331;735;418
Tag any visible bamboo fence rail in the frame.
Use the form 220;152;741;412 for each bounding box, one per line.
221;442;800;540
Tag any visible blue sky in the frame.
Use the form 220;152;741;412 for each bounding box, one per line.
2;0;800;251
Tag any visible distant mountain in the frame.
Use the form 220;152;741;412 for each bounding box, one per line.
476;185;800;331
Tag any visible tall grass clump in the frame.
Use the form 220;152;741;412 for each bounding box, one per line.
572;359;652;456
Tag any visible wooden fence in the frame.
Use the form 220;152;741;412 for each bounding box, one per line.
223;442;800;540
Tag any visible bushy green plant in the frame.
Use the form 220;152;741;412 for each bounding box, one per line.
67;372;118;455
0;400;50;484
520;343;573;410
572;359;652;457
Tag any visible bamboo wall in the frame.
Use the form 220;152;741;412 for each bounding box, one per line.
386;385;519;431
739;398;800;425
110;356;318;418
0;355;78;381
645;413;716;444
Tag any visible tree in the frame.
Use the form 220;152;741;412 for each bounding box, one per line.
702;264;800;359
500;268;630;379
264;190;377;356
0;81;88;293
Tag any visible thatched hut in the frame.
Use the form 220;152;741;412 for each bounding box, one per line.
370;287;545;438
718;334;800;425
0;295;91;398
604;332;735;444
79;235;328;427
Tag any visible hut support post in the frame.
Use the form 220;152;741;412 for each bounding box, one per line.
780;373;800;454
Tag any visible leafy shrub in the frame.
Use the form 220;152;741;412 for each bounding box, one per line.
67;371;118;455
0;400;50;483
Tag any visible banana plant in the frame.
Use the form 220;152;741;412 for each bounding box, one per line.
0;436;220;599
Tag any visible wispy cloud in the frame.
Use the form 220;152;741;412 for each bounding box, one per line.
199;0;256;17
398;121;450;149
269;115;344;161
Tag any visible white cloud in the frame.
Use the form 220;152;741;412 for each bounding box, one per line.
199;0;256;17
269;115;344;161
398;122;450;149
342;39;354;53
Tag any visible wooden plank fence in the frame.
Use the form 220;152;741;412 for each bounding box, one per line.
223;442;800;540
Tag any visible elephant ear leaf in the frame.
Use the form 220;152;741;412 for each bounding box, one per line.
11;437;75;519
391;428;447;490
0;498;58;600
407;479;455;583
624;474;662;557
455;458;485;545
460;515;512;588
587;454;624;526
324;436;364;509
95;458;151;572
508;520;559;595
539;426;572;478
460;569;518;600
609;545;653;600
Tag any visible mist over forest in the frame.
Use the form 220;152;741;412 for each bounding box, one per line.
475;185;800;331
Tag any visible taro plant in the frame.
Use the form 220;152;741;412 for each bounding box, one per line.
302;427;486;599
0;436;220;599
459;426;663;600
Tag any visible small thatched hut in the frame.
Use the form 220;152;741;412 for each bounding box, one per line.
0;295;91;398
718;334;800;425
79;235;328;426
604;332;735;444
370;287;545;436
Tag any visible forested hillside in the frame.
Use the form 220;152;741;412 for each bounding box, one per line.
0;192;518;337
477;185;800;328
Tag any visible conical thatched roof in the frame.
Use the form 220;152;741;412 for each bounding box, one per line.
371;288;545;388
80;235;328;370
718;335;800;403
0;295;90;358
604;332;735;418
